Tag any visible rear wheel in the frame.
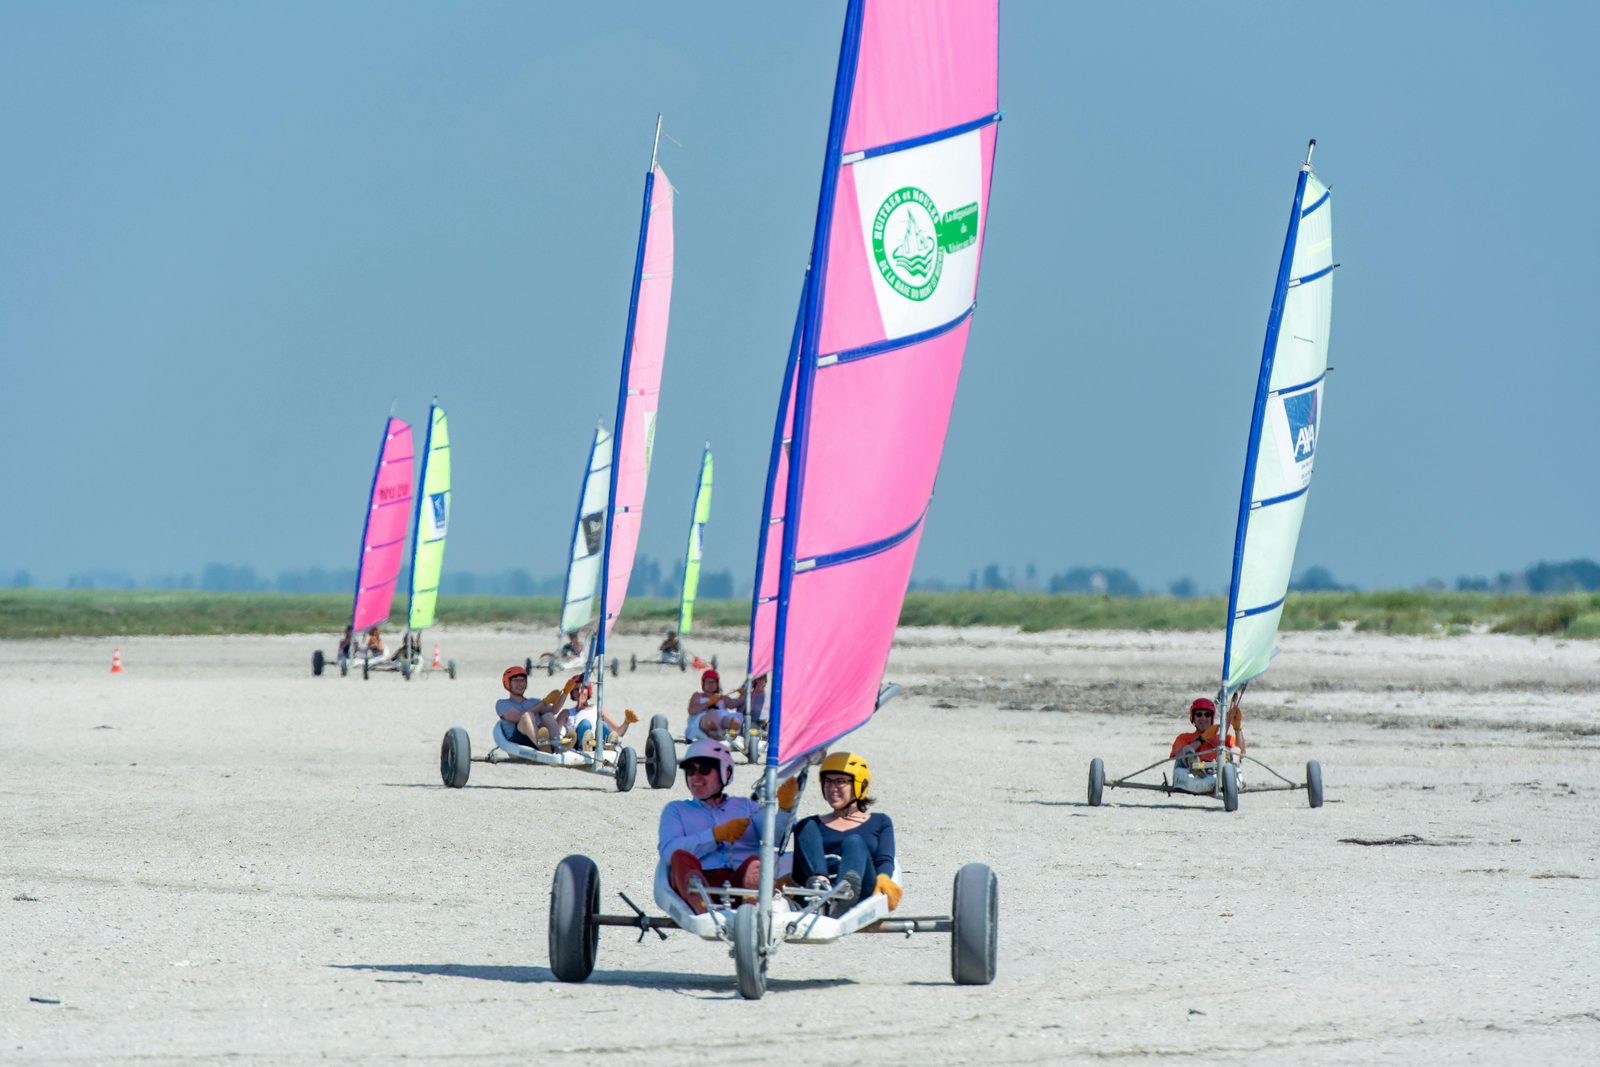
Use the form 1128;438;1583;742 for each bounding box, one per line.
339;656;349;677
400;658;413;681
1221;761;1239;812
630;654;637;672
646;728;677;789
312;649;325;676
1306;760;1324;808
649;713;669;734
447;659;457;680
951;863;998;985
1088;758;1104;807
711;655;719;671
609;657;620;677
613;746;637;792
549;855;600;982
362;658;369;680
732;903;768;1000
678;656;686;672
440;727;471;788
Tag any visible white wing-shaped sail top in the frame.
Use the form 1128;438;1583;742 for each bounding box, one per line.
1222;149;1334;694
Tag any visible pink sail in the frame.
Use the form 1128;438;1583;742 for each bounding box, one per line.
352;417;414;633
600;164;675;641
748;357;796;681
766;0;999;768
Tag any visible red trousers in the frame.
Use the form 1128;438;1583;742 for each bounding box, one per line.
669;850;760;913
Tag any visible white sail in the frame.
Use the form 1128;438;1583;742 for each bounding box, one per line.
1222;156;1334;694
560;426;613;635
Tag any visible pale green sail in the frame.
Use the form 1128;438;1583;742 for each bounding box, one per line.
678;446;714;634
407;404;451;631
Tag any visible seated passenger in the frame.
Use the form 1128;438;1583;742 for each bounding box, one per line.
659;629;682;659
335;625;355;659
565;675;639;751
747;674;768;725
685;669;746;741
390;631;421;662
558;631;583;660
496;666;575;750
1169;697;1245;767
792;752;901;916
364;627;387;659
658;740;795;914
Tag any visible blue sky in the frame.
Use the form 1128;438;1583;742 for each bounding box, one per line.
3;1;1596;593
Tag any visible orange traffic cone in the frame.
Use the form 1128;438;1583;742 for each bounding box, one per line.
431;644;442;669
110;647;124;674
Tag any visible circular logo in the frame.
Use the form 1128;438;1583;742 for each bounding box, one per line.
872;186;943;302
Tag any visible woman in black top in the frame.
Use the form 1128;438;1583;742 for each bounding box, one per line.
792;751;897;916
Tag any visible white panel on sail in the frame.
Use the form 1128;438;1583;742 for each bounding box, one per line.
561;428;613;634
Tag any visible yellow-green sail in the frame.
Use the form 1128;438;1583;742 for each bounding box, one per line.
678;446;713;634
407;403;451;631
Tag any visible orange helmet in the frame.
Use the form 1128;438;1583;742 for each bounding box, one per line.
502;665;529;691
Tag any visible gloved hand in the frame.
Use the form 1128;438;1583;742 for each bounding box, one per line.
777;776;799;809
1229;705;1243;729
624;708;640;725
712;817;751;845
875;874;903;910
541;689;564;707
564;674;582;696
1201;724;1219;742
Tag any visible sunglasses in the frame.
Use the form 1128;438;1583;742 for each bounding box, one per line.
1193;711;1215;719
683;759;720;777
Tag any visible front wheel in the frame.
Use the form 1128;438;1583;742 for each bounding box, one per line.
630;654;637;672
441;727;471;788
609;657;619;678
362;658;369;681
951;863;999;985
613;746;637;792
649;713;669;734
732;902;768;1000
400;658;413;681
447;659;457;680
549;855;600;982
339;656;349;677
645;728;677;789
1087;758;1104;807
312;649;325;676
1221;761;1239;813
1306;760;1324;808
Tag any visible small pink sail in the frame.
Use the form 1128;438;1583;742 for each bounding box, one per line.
600;164;675;641
351;416;414;633
766;0;999;769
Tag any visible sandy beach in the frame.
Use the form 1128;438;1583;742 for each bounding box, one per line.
4;626;1597;1064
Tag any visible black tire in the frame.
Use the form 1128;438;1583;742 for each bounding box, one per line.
1306;760;1324;808
339;657;349;677
526;657;534;673
678;656;686;672
711;655;719;671
649;713;669;734
609;657;619;677
645;728;677;790
1088;758;1105;807
312;649;325;676
546;660;555;677
613;746;637;792
440;727;471;788
630;654;637;672
732;902;768;1000
1221;761;1239;813
447;659;457;680
400;658;413;681
362;658;369;680
548;855;600;983
951;863;998;985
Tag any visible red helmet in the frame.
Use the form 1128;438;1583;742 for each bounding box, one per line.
1189;697;1217;716
502;665;529;692
701;668;720;688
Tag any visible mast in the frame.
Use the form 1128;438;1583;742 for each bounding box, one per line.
405;399;438;645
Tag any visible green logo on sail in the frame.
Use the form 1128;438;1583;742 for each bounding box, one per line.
871;186;979;301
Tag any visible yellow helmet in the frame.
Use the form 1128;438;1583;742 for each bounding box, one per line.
819;751;871;800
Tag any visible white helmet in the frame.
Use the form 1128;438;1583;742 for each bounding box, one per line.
679;738;734;789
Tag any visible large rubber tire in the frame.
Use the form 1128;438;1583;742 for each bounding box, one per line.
400;658;413;681
951;863;998;985
549;855;600;983
609;657;620;678
1306;760;1324;808
339;656;349;677
1088;757;1105;807
1221;761;1240;813
362;658;370;680
630;654;637;672
312;649;325;676
649;713;669;734
732;902;768;1001
440;727;471;788
546;660;555;677
447;659;457;680
678;655;686;672
613;746;637;792
526;657;534;673
645;728;677;790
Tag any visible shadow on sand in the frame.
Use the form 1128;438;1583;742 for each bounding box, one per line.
331;962;854;994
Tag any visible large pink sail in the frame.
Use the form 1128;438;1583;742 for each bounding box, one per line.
599;164;675;642
351;417;414;633
767;0;999;768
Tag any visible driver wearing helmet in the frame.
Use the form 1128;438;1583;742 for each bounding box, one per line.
659;739;797;913
792;752;900;916
565;674;640;751
685;669;746;742
558;631;583;661
659;628;682;659
1170;696;1245;766
497;666;577;750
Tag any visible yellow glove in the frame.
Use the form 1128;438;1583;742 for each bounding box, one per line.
1202;724;1219;742
624;708;640;725
712;817;751;845
777;776;799;809
875;874;903;910
541;689;564;707
563;674;582;696
1229;706;1243;729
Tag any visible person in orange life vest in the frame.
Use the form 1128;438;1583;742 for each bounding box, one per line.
1170;696;1246;766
